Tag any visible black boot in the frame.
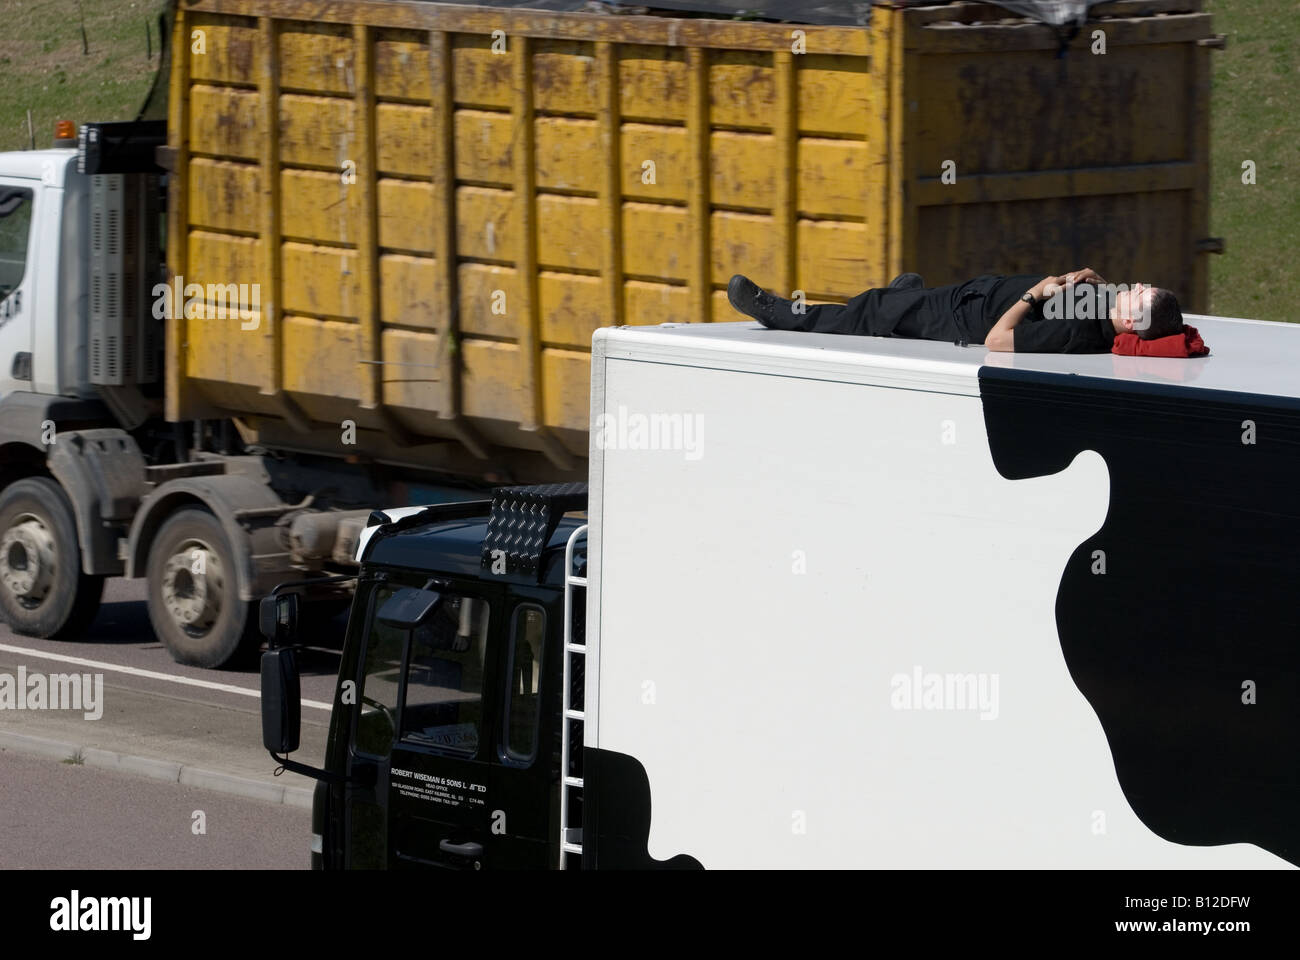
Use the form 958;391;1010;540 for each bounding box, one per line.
727;275;800;328
888;272;924;291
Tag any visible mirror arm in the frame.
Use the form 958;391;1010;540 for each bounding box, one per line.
268;752;351;785
267;573;357;595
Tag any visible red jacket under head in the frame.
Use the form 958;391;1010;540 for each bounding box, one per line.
1111;325;1209;358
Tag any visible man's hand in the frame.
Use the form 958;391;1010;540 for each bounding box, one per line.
987;270;1103;352
1032;274;1067;300
1063;267;1105;285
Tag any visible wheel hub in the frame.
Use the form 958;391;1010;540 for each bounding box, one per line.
161;542;224;632
0;515;57;607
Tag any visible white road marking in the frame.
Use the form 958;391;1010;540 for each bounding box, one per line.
0;643;333;711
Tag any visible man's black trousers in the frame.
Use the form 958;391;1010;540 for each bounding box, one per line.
789;274;1042;345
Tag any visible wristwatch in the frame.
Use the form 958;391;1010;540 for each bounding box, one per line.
1020;292;1037;306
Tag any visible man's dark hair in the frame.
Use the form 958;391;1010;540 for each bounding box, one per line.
1138;288;1184;340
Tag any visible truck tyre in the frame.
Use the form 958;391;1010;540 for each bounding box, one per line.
145;508;260;669
0;477;105;639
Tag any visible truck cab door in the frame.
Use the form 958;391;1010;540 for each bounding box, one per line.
0;180;37;395
385;586;500;870
343;580;501;869
343;579;498;869
388;596;558;869
343;580;560;869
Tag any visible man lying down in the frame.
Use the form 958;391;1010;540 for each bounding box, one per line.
727;269;1209;357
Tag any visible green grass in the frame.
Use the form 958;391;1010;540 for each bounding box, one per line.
1204;0;1298;323
0;0;167;153
0;0;1294;321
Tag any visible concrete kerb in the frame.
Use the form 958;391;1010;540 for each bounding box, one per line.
0;730;313;809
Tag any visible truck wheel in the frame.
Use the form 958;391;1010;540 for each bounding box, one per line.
0;478;105;639
145;508;260;669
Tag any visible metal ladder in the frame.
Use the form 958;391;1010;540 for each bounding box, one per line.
558;523;588;869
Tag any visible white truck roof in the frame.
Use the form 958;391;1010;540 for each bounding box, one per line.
596;313;1300;402
0;148;78;187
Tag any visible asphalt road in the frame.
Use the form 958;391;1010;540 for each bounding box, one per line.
0;749;308;869
0;578;340;788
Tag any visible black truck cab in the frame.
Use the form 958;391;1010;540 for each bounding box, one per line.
261;484;587;870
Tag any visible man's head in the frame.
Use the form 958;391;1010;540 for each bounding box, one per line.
1110;283;1184;339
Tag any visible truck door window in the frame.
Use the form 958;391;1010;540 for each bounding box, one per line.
502;605;545;764
400;595;490;756
0;188;33;304
354;585;405;758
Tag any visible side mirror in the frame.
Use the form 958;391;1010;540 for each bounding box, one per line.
261;647;301;754
259;592;299;646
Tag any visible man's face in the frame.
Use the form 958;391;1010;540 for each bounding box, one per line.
1110;283;1157;331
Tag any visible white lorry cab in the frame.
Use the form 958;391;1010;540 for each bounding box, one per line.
261;317;1300;869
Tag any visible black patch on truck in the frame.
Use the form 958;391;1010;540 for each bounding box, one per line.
979;367;1300;867
582;748;702;870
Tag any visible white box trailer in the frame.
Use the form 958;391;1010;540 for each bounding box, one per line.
578;316;1298;868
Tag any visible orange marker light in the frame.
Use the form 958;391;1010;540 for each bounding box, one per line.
53;120;76;142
